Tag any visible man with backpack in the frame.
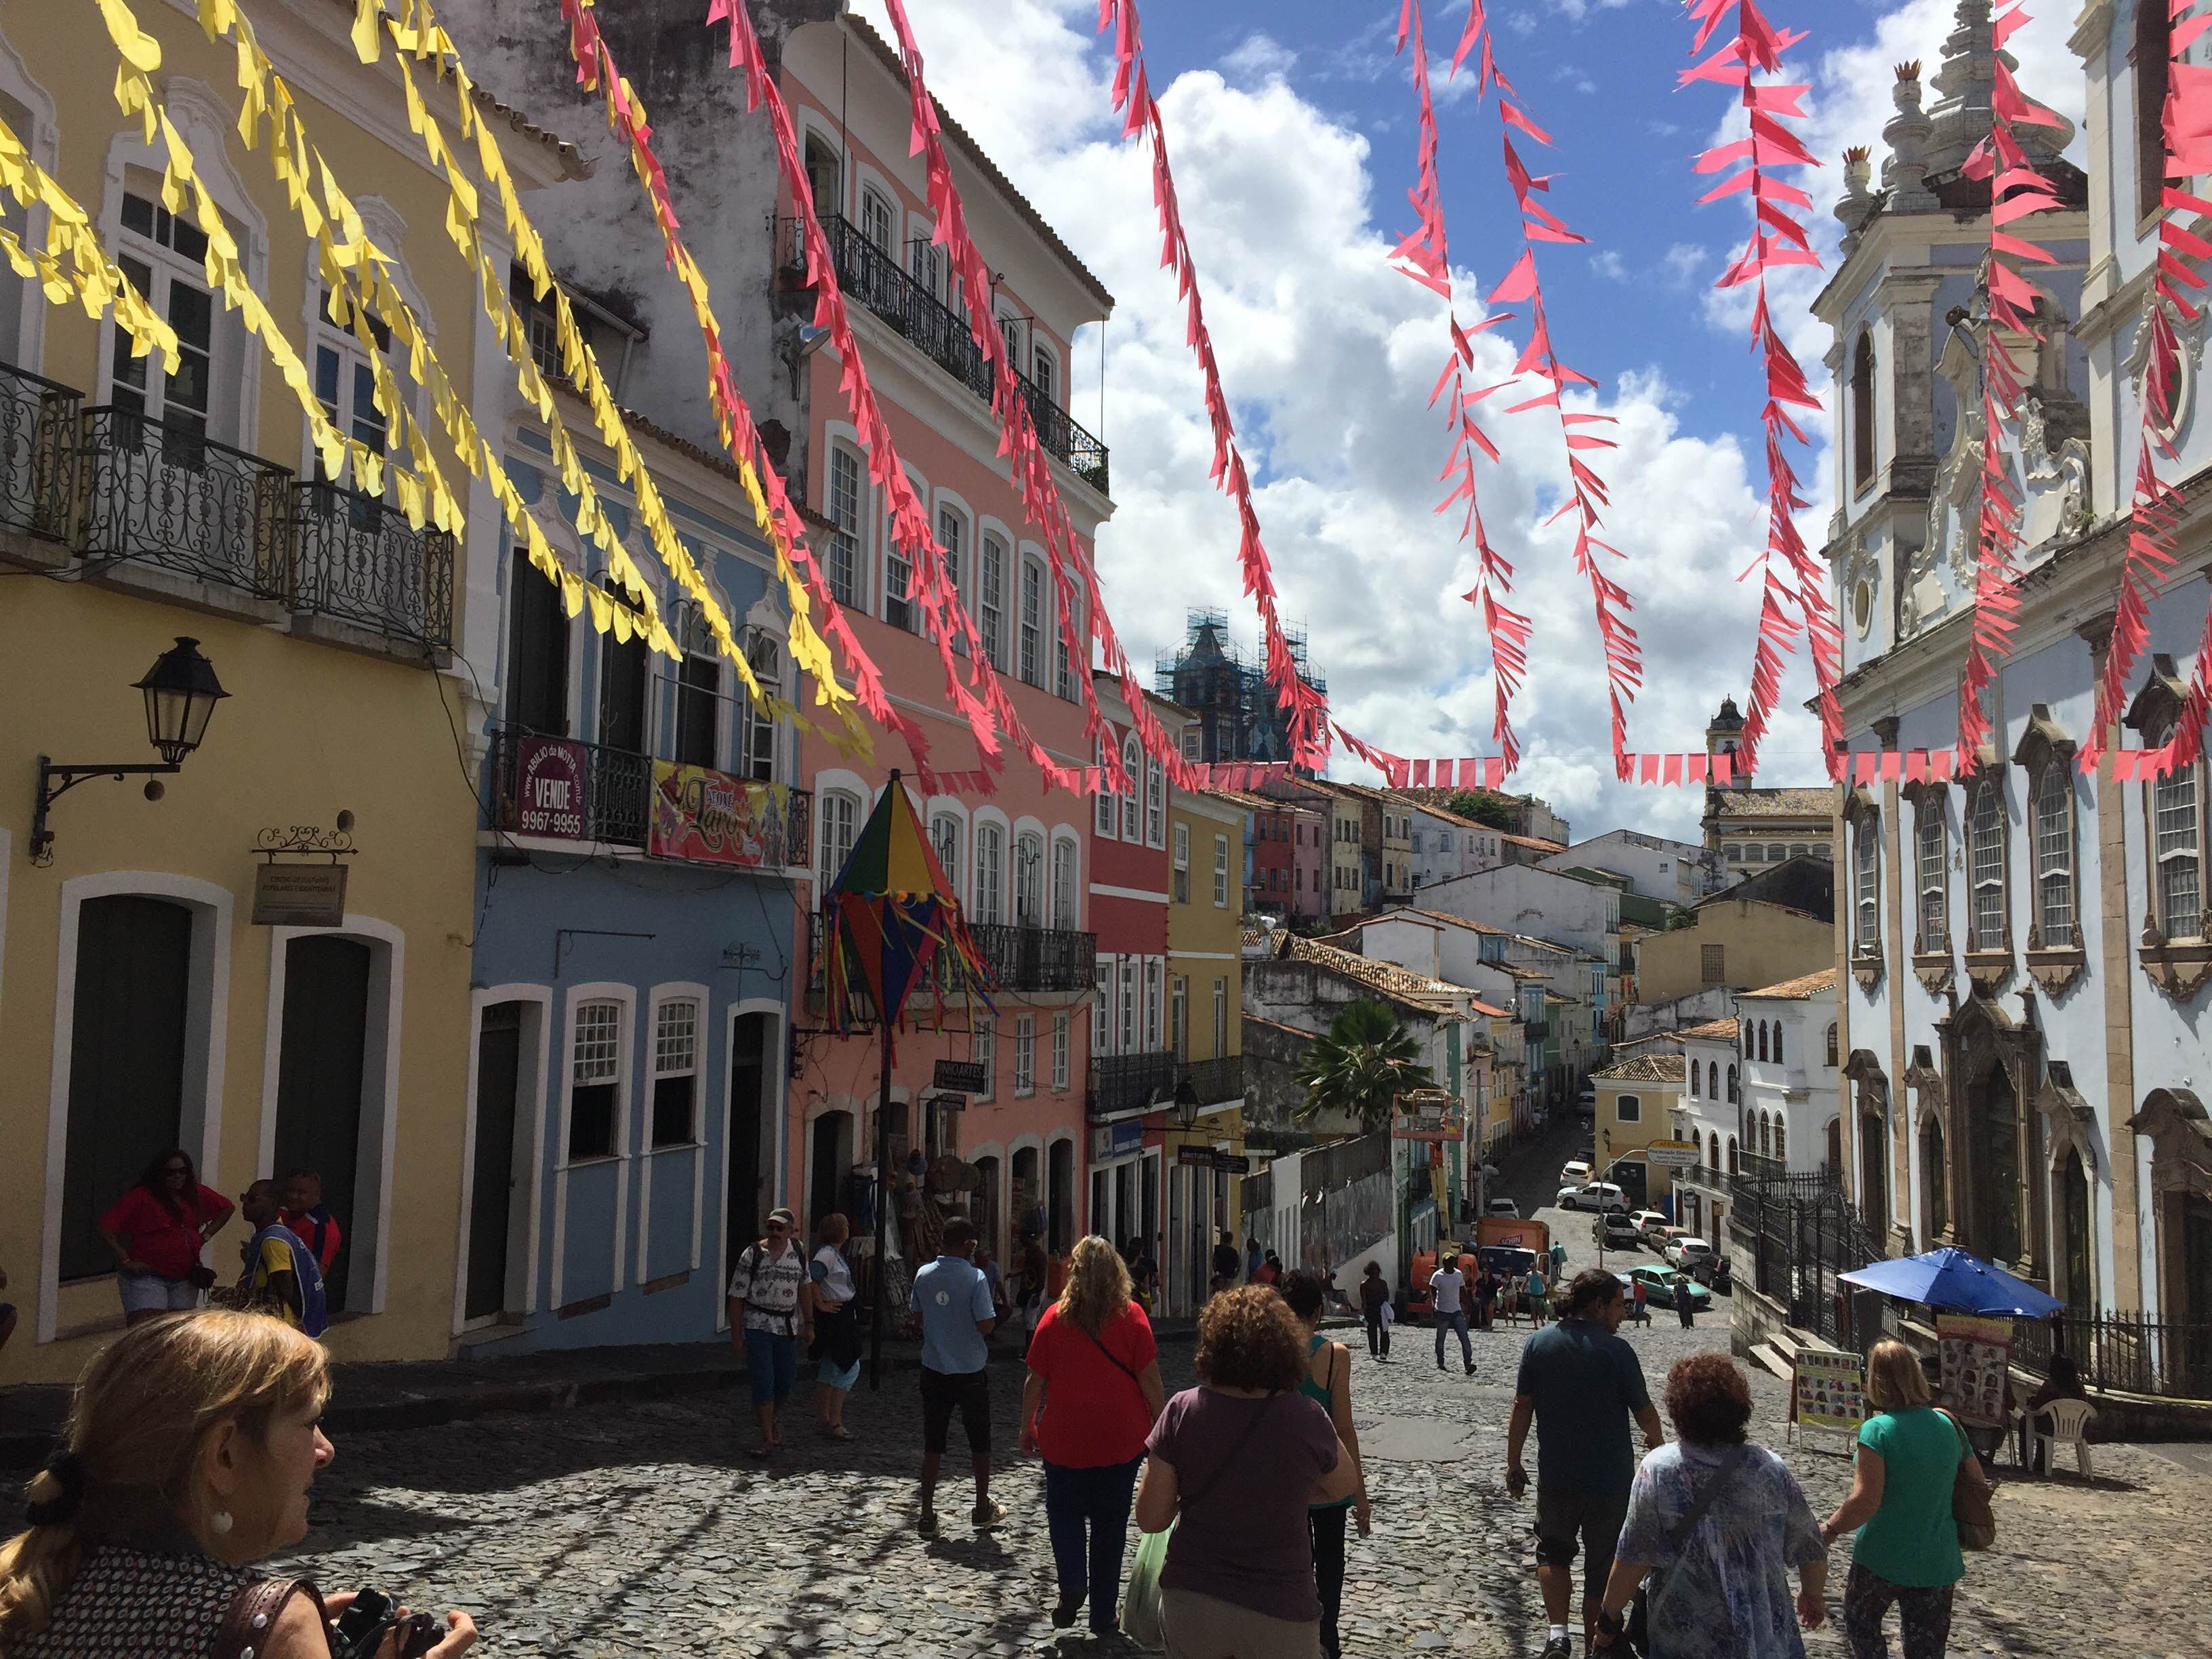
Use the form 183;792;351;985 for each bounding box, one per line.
728;1207;811;1458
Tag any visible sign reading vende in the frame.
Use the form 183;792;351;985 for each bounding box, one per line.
513;737;588;841
648;761;790;867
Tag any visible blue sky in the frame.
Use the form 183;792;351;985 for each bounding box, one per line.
853;0;2087;839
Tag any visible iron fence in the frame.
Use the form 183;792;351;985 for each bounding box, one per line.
974;920;1095;992
79;406;293;598
2014;1311;2212;1400
1089;1050;1178;1120
1734;1168;1886;1346
0;359;78;539
292;481;455;651
487;727;652;848
1181;1052;1244;1105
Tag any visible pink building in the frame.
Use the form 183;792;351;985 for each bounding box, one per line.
781;17;1113;1277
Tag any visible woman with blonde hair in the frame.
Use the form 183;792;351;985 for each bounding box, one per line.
1819;1340;1983;1659
1019;1234;1166;1635
0;1311;476;1657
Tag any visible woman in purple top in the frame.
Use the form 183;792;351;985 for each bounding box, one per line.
1134;1285;1356;1659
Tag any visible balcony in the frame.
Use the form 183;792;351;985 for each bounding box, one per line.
1090;1050;1178;1119
1522;1020;1550;1042
974;920;1096;993
79;405;293;600
1181;1052;1244;1105
489;725;812;865
0;360;79;541
792;216;1111;495
291;480;455;651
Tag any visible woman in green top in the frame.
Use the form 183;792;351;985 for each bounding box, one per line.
1819;1340;1984;1659
1284;1272;1370;1659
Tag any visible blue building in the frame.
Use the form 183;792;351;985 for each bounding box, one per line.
455;421;808;1353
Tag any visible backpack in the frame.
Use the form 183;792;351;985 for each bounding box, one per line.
735;1240;801;1330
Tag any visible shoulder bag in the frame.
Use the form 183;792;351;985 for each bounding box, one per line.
1624;1443;1756;1658
1938;1408;1996;1551
213;1578;329;1659
1122;1393;1281;1652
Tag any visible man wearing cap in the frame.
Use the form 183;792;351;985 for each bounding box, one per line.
728;1206;811;1458
913;1215;1001;1534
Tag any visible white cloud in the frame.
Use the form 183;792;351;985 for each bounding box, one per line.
1223;32;1296;83
1662;243;1708;286
1590;249;1629;281
1507;12;1540;37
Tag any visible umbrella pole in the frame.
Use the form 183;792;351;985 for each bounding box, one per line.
869;1012;893;1391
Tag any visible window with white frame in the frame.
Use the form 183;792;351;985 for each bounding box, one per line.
310;287;392;493
2153;748;2205;941
930;812;964;903
650;998;700;1148
974;822;1004;924
1120;735;1143;840
937;505;968;652
1033;343;1058;407
1213;977;1227;1055
1052;838;1079;929
1914;796;1946;948
569;1000;623;1160
979;533;1007;669
1214;835;1231;907
1143;958;1162;1050
1173;822;1191;904
999;310;1023;367
1094;739;1118;837
670;604;720;770
1019;558;1044;685
112;186;218;445
1054;577;1075;699
909;229;944;300
860;186;895;253
2032;762;2076;948
1014;1014;1036;1095
1094;955;1115;1055
1052;1012;1070;1092
826;445;865;608
819;789;859;890
973;1015;995;1101
1118;956;1139;1053
1146;756;1165;846
1170;975;1187;1058
1853;813;1879;954
1617;1093;1642;1124
740;634;780;782
884;510;915;632
1014;831;1044;924
1968;779;2007;949
1181;727;1201;760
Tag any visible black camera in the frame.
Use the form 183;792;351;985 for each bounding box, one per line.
331;1588;445;1659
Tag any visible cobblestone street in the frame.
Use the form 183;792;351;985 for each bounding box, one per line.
256;1196;2212;1657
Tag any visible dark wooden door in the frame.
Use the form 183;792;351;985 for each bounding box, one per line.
726;1013;768;1268
506;558;569;735
598;624;648;754
62;897;194;1281
466;1002;523;1322
273;935;371;1310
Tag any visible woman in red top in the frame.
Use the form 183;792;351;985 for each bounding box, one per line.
1020;1234;1166;1637
96;1149;232;1326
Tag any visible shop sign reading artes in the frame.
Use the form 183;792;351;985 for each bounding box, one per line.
648;761;794;868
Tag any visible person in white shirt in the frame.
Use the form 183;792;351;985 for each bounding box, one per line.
1431;1255;1475;1375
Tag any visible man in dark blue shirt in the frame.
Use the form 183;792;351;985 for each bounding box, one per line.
1505;1269;1664;1659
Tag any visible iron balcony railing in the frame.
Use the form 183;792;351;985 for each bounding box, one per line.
805;911;880;1024
79;405;294;600
1181;1052;1244;1105
1522;1021;1550;1042
292;482;456;651
0;360;79;540
1090;1050;1179;1120
2014;1311;2212;1401
793;215;1111;495
974;920;1096;992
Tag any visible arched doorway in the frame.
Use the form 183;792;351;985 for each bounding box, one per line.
1970;1064;2023;1265
808;1109;854;1230
1860;1111;1887;1229
1920;1115;1948;1242
2057;1149;2092;1314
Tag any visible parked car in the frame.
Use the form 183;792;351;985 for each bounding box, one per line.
1559;1160;1593;1189
1623;1263;1713;1311
1576;1084;1597;1118
1629;1210;1670;1243
1665;1235;1717;1270
1596;1213;1644;1250
1557;1181;1627;1214
1486;1197;1521;1219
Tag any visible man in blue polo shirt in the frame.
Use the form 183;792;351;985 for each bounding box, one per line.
913;1216;1000;1535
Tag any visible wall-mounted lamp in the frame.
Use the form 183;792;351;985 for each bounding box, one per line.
32;637;229;865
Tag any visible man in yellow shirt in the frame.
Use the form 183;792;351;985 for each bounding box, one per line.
235;1179;329;1337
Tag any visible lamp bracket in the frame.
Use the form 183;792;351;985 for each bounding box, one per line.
253;825;356;864
30;754;181;867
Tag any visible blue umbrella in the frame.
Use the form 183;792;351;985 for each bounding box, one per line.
1838;1246;2064;1318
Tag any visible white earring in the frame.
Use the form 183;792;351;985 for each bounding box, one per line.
210;1510;233;1536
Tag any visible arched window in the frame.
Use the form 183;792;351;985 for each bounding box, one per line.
803;136;841;219
1051;837;1079;930
1727;1136;1740;1176
1773;1023;1784;1065
112;178;226;445
1914;795;1947;947
1120;735;1142;841
1921;1115;1948;1239
1757;1021;1769;1063
1825;1023;1839;1068
739;634;780;782
1774;1120;1786;1166
1145;753;1166;846
1708;1131;1721;1170
1757;1115;1771;1160
825;443;866;608
2152;750;2206;942
929;812;963;905
1708;1061;1719;1099
2139;0;2175;222
1093;738;1117;838
1689;1063;1700;1099
973;822;1004;924
1726;1065;1738;1105
937;504;968;645
818;789;859;890
1014;830;1044;925
1850;330;1876;493
2033;760;2076;947
1743;1023;1753;1058
1968;778;2008;949
1853;811;1881;954
1018;556;1045;686
978;533;1008;670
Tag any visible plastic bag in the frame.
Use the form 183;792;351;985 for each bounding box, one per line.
1380;1301;1395;1327
1120;1525;1172;1651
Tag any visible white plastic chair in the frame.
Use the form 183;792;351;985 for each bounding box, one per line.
2029;1397;2096;1479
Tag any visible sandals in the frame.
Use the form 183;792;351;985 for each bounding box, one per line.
819;1425;855;1441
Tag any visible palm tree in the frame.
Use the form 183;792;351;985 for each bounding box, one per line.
1293;1000;1433;1130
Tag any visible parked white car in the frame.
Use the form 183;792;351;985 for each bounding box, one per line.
1557;1181;1626;1213
1486;1197;1521;1218
1666;1235;1717;1269
1629;1210;1670;1244
1559;1160;1593;1188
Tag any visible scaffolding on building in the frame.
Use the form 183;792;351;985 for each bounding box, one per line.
1154;608;1327;768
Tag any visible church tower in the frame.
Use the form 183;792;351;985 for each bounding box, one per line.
1706;695;1748;786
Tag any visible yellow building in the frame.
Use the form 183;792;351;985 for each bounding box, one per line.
1636;893;1836;1006
1158;786;1248;1316
0;6;558;1377
1591;1050;1687;1212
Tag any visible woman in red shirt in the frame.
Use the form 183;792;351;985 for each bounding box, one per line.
1020;1234;1166;1637
96;1149;232;1325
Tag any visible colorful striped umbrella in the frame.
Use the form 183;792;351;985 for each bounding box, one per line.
822;773;992;1037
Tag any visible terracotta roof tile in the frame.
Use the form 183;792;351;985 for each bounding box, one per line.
1708;787;1835;818
1679;1017;1741;1041
1738;967;1838;1001
1592;1051;1687;1084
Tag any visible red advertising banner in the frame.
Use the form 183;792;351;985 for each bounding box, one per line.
513;737;589;842
649;761;793;868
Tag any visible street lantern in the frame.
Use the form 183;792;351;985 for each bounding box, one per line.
30;638;230;865
1171;1067;1203;1134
